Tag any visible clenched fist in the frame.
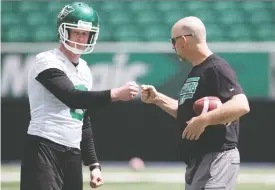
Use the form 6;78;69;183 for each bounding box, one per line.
140;85;159;104
90;168;103;188
111;81;139;101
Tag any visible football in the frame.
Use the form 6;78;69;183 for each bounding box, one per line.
129;157;145;171
193;96;222;115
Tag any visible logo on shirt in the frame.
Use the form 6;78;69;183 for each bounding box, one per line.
70;84;88;121
178;77;200;105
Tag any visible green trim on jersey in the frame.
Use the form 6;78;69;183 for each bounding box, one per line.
70;84;88;121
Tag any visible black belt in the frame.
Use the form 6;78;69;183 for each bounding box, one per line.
39;136;81;155
223;147;236;151
185;146;236;164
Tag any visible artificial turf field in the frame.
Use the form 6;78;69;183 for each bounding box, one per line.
2;163;275;190
2;182;275;190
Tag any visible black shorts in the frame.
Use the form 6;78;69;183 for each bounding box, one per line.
20;134;83;190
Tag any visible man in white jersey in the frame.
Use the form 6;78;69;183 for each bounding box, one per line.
20;2;139;190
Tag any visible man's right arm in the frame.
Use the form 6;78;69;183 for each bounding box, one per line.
154;93;178;118
36;68;137;109
140;85;178;118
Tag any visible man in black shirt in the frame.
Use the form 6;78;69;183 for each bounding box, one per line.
141;16;250;190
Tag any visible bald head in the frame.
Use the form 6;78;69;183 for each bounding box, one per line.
171;16;206;43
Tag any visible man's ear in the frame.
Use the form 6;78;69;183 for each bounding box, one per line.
180;36;187;48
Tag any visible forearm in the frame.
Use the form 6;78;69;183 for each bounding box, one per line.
202;94;250;126
81;128;98;166
155;93;178;118
62;90;111;109
81;115;99;166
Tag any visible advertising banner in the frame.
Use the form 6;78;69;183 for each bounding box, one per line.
1;52;270;98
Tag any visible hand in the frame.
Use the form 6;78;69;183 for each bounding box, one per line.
182;116;209;140
140;85;159;104
111;81;139;101
90;168;103;188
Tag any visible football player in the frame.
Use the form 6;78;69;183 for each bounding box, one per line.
20;2;139;190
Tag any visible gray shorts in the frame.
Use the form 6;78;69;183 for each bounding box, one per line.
185;148;240;190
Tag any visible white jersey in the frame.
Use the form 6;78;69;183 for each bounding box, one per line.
27;48;93;149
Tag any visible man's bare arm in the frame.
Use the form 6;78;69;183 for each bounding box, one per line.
202;94;250;126
141;85;178;118
154;93;178;118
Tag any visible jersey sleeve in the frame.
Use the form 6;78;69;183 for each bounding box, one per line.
80;59;93;90
34;53;64;76
86;65;93;90
212;63;244;101
89;72;93;90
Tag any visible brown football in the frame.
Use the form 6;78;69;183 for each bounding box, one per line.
193;96;222;115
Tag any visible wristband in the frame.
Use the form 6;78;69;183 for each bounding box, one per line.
89;164;101;171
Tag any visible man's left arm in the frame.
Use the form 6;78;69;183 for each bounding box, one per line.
203;63;250;125
201;93;250;126
81;112;103;188
183;94;250;140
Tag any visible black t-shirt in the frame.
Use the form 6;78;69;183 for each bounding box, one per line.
177;54;244;161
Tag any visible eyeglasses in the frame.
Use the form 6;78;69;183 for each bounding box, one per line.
170;34;193;46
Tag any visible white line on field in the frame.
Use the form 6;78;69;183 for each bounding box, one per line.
2;172;275;184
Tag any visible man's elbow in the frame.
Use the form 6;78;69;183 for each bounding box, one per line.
234;94;250;116
239;96;250;116
240;103;250;115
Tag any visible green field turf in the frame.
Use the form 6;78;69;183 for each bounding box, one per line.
2;163;275;189
2;165;275;174
2;182;275;190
